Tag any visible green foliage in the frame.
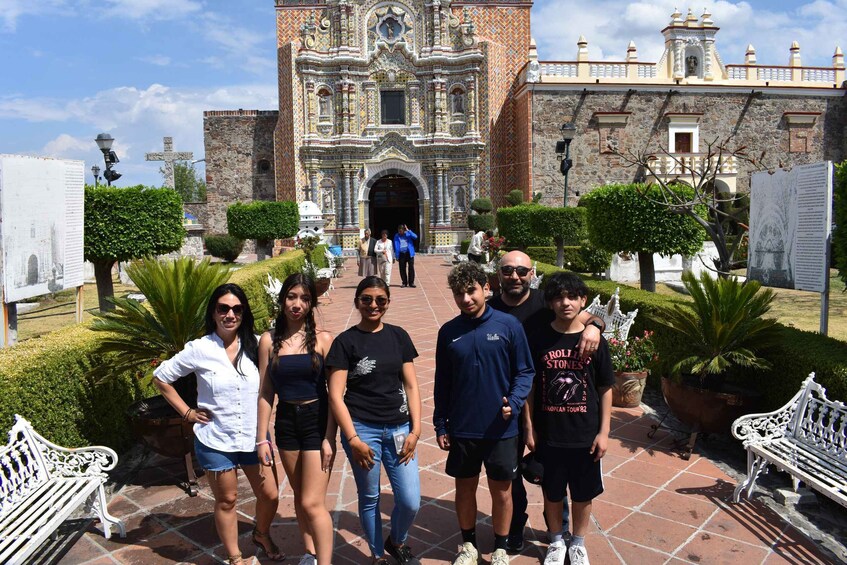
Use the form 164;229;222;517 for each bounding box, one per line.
0;325;143;450
204;234;244;262
531;259;847;410
165;161;206;202
609;330;657;373
525;244;611;274
581;183;705;256
496;204;551;248
834;162;847;287
505;190;524;206
460;240;471;254
227;201;299;241
656;271;779;384
530;206;587;246
90;257;232;383
470;197;493;214
580;241;613;274
84;185;186;262
468;213;495;232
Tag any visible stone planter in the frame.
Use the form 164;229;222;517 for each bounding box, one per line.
612;371;648;408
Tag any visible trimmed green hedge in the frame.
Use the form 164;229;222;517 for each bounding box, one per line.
529;206;587;246
0;250;317;450
835;162;847;287
533;261;847;409
496;204;552;248
468;214;495;232
227;201;299;241
204;234;244;262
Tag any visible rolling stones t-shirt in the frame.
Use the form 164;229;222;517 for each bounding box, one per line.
528;323;614;448
325;323;418;425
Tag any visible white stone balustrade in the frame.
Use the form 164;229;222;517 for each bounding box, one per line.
650;153;738;176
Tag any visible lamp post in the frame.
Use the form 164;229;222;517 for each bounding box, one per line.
555;122;577;206
95;133;121;186
91;164;100;186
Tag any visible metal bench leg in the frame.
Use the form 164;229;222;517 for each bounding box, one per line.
733;452;767;503
94;485;127;538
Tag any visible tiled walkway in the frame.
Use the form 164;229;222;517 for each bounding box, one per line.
65;256;835;564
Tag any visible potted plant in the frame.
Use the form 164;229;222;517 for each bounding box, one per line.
296;235;332;295
90;256;231;494
655;270;778;439
608;330;656;408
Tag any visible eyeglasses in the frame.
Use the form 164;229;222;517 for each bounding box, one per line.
215;303;244;316
500;265;531;277
358;295;389;307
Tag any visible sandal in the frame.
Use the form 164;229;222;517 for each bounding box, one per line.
227;554;244;565
252;528;286;561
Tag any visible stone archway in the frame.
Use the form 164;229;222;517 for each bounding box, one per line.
361;160;429;249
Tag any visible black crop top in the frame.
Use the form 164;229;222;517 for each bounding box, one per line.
270;353;326;402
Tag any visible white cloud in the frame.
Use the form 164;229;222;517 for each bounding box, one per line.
530;0;845;67
137;54;172;66
103;0;202;20
42;133;91;157
0;0;66;32
198;13;276;74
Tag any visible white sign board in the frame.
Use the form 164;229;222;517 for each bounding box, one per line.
0;155;85;303
748;162;832;292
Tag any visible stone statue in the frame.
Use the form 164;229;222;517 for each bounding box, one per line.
526;59;540;83
452;91;464;114
686;55;698;77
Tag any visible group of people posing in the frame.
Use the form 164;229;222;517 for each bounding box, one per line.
153;249;612;565
358;224;418;288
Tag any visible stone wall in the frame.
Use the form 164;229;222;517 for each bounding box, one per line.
530;88;847;205
203;110;279;236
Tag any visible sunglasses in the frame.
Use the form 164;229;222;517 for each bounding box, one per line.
500;265;531;277
215;303;244;316
358;295;389;307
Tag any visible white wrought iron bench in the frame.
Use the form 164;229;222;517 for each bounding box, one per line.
732;373;847;508
0;415;126;564
585;286;638;341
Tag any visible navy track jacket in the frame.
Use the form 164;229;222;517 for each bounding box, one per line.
434;305;535;439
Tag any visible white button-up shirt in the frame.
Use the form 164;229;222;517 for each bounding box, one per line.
153;333;259;453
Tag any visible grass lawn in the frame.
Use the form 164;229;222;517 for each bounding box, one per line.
628;269;847;343
16;279;139;342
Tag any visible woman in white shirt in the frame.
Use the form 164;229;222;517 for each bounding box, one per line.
154;283;283;565
374;229;394;286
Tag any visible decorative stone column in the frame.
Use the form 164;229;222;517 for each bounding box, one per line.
435;165;446;226
364;82;377;127
468;170;477;203
348;83;357;135
440;168;450;225
466;77;477;133
349;168;359;227
409;81;421;127
342;169;351;227
432;0;442;49
306;81;317;135
704;39;714;79
309;169;319;203
429;170;439;225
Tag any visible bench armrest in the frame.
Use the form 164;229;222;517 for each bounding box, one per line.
27;428;120;478
731;405;796;447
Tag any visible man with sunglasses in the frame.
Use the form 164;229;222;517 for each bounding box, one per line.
489;251;605;554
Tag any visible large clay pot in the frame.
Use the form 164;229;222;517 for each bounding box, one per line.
612;371;648;408
127;395;194;459
660;376;761;434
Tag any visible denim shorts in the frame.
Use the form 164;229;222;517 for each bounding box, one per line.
194;438;260;471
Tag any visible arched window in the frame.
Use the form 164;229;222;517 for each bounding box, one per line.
450;87;465;115
317;88;332;120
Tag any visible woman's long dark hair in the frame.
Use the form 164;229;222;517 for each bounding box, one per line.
354;275;391;301
271;273;320;372
204;283;258;374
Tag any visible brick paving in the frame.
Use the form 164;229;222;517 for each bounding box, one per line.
66;256;835;564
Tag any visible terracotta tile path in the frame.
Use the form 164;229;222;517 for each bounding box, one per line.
62;256;837;564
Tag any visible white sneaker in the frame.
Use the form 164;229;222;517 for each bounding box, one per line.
452;542;479;565
297;554;317;565
543;540;566;565
490;548;509;565
568;544;590;565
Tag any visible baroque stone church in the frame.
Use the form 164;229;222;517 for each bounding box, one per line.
199;2;847;253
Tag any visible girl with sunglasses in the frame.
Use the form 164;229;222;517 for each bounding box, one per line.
154;283;282;565
326;276;423;565
257;274;336;565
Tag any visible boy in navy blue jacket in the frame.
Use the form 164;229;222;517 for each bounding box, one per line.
434;262;535;565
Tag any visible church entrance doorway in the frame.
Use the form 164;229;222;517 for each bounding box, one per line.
368;175;419;241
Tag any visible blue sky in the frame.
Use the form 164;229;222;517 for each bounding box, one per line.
0;0;843;188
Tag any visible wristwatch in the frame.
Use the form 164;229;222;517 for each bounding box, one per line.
588;320;604;332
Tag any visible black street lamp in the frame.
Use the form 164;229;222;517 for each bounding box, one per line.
95;133;122;186
555;122;577;206
91;164;100;186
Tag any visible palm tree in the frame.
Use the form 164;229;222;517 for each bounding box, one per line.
90;257;231;406
657;271;779;387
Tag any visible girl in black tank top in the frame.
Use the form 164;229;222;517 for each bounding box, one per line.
257;274;336;565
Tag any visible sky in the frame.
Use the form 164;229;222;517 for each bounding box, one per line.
0;0;844;188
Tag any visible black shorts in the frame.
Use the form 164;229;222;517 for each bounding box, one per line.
446;436;519;481
539;444;604;503
275;399;328;451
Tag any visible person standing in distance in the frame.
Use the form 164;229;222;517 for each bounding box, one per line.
393;224;418;287
375;230;394;286
466;229;492;264
488;251;605;553
434;262;535;565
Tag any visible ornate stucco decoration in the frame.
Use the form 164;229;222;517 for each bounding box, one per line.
459;7;477;47
300;10;331;50
370;5;413;54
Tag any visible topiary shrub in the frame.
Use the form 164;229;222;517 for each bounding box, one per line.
496;204;551;249
204;234;245;262
506;189;524;206
227;201;299;260
470;197;493;214
468;213;495;232
835;162;847;287
579;240;613;274
460;240;471;254
530;206;588;267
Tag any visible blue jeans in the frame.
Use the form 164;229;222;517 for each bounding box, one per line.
341;420;421;558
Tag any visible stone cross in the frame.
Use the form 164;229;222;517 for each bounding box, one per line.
145;137;193;188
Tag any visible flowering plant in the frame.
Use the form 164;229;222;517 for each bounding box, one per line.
608;330;657;373
485;235;506;256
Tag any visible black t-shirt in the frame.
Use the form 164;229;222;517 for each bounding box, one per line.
528;323;614;448
489;289;555;331
326;323;418;425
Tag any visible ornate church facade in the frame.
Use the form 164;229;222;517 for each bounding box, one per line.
200;3;846;253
